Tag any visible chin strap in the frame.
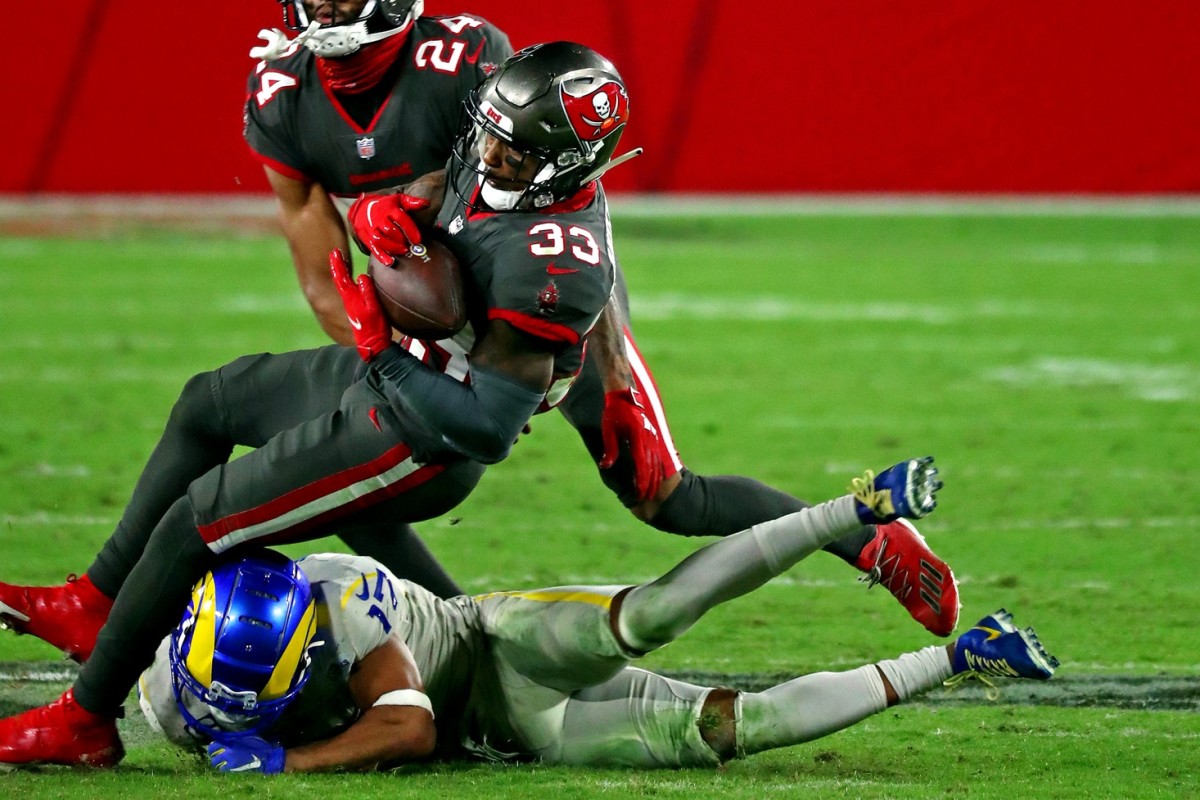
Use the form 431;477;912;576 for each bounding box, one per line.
250;21;320;62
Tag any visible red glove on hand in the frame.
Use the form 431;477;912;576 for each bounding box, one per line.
347;193;430;267
599;387;664;502
329;249;393;361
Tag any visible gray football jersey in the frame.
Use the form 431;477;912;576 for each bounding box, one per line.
244;15;513;197
430;167;618;381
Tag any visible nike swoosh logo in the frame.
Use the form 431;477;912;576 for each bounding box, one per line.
229;756;262;772
348;316;363;330
977;625;1003;641
464;39;487;65
547;263;579;275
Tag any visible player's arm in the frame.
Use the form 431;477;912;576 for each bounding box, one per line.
368;317;555;463
590;293;664;500
282;636;436;772
591;295;632;392
266;165;356;345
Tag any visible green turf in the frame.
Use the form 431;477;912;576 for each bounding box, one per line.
1;209;1198;796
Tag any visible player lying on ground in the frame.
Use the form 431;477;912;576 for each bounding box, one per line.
3;457;1058;770
245;0;959;635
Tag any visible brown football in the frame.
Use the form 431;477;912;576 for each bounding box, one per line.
367;238;466;340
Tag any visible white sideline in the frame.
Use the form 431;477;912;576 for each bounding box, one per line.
3;193;1200;219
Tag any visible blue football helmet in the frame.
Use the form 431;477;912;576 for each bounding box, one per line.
169;550;317;737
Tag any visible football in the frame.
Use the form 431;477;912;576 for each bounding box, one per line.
368;238;466;340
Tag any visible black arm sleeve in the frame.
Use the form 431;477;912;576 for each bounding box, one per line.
372;345;543;464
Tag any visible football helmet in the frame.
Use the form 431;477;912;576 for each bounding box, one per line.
449;41;642;211
276;0;422;57
168;550;317;738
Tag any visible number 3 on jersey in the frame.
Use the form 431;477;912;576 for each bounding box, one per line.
528;222;601;265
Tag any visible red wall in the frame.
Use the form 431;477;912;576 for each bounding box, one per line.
6;1;1198;194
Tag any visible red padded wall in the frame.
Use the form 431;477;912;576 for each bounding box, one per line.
5;1;1197;194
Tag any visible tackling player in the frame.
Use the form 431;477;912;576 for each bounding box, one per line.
241;0;960;633
242;0;511;596
0;41;629;768
131;459;1055;773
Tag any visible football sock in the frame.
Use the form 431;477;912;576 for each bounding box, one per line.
735;646;952;756
618;496;860;652
736;665;886;756
875;645;954;701
648;470;875;565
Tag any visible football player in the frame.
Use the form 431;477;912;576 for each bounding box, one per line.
0;41;628;768
243;0;511;597
133;458;1058;774
243;1;960;632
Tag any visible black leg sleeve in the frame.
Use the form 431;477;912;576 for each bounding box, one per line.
648;470;875;565
74;498;217;715
337;523;463;599
86;372;233;597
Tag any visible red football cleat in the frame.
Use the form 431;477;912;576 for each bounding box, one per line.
0;574;113;663
855;519;960;637
0;689;124;768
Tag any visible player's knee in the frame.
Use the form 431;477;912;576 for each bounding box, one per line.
697;688;739;762
169;371;220;431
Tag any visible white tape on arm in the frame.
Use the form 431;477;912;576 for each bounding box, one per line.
373;689;434;718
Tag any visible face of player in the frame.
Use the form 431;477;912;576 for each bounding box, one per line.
303;0;369;25
477;133;543;192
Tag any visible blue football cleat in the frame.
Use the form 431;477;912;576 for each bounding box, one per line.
851;456;942;525
951;608;1059;682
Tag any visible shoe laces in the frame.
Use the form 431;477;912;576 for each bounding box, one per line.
943;670;1001;701
850;469;896;521
857;534;912;600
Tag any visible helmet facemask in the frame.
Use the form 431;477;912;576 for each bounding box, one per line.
278;0;423;58
452;100;563;212
448;42;641;213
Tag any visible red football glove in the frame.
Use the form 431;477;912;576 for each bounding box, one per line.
347;192;430;267
329;249;392;361
599;387;664;502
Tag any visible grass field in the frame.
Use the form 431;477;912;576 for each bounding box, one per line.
0;202;1197;798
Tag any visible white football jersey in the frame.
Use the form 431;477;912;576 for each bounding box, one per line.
137;553;478;748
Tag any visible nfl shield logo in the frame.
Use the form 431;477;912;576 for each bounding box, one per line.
356;137;376;159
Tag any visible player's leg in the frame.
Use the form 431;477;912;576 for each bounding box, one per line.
476;584;633;692
615;495;868;653
0;346;462;656
499;456;925;687
552;667;722;767
614;459;941;652
558;268;873;555
87;346;362;594
716;609;1059;761
558;269;957;635
0;374;484;766
0;347;360;660
547;610;1059;768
